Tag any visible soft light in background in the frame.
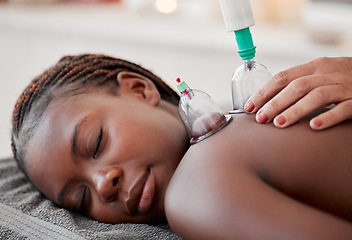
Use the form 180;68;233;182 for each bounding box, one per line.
1;0;352;158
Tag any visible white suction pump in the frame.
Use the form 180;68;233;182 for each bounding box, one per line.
176;78;232;144
219;0;272;113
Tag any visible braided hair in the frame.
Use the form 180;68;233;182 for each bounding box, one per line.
11;54;179;176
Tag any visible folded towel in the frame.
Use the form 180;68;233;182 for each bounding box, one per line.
0;157;180;240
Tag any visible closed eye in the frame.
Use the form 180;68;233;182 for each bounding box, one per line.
93;128;103;159
79;186;88;213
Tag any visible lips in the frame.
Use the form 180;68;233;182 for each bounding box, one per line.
125;170;155;215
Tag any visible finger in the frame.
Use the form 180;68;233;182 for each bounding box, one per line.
272;84;348;128
256;75;332;124
310;100;352;130
245;62;315;113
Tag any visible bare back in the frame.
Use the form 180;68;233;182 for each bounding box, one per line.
165;110;352;239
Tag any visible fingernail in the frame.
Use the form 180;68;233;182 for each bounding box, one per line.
256;110;268;124
311;118;323;129
275;115;286;126
244;100;255;113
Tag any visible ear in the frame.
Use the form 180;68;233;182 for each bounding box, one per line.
116;71;161;106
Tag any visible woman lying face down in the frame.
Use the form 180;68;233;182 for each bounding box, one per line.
12;54;352;239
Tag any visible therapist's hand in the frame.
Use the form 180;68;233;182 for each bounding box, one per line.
244;57;352;130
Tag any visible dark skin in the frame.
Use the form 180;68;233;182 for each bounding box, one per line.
25;72;189;224
166;111;352;239
24;72;352;238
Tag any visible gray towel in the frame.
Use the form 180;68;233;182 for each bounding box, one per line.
0;157;181;240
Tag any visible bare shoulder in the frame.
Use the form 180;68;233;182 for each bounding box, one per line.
165;111;352;239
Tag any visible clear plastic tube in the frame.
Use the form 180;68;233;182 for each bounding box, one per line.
231;59;272;112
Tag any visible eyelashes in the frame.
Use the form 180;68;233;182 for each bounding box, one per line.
93;128;103;159
78;186;88;213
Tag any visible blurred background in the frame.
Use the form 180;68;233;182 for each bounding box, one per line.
1;0;352;158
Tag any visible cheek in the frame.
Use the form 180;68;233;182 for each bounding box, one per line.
26;157;70;204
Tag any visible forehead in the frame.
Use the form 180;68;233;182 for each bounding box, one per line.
24;92;125;176
26;93;105;158
33;95;90;145
25;96;87;176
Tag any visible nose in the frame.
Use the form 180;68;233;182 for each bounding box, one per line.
94;166;122;203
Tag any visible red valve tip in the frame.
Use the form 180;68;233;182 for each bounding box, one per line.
176;78;181;83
